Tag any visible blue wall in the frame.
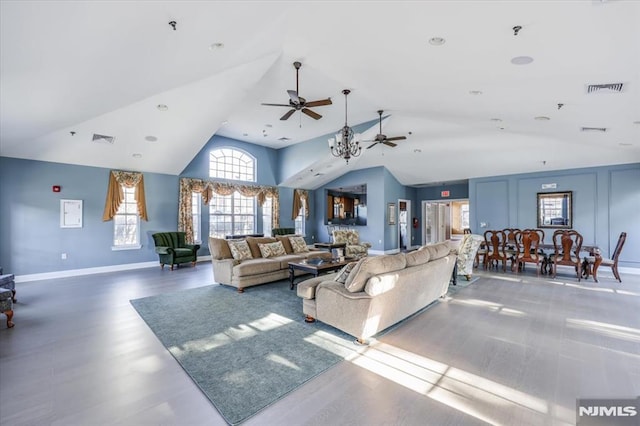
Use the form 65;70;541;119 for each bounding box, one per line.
0;157;179;275
469;163;640;268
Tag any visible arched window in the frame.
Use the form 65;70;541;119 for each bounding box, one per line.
209;148;255;182
208;148;257;238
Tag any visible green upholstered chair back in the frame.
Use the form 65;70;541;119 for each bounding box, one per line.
152;232;187;248
271;228;296;237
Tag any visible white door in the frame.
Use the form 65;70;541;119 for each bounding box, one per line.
398;199;411;250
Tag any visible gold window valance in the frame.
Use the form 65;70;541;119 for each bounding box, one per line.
102;170;148;221
178;177;280;243
292;188;310;220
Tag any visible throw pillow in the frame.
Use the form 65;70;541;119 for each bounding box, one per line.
258;241;286;258
228;240;253;260
333;262;357;284
289;236;309;253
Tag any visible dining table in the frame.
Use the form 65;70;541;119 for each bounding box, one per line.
537;243;602;279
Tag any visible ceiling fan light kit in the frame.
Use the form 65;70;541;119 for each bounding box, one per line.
329;89;361;164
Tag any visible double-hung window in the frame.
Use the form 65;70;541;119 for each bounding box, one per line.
113;185;140;249
294;199;306;236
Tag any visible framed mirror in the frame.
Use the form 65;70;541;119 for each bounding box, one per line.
537;191;572;228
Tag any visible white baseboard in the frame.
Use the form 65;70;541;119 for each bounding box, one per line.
15;255;212;283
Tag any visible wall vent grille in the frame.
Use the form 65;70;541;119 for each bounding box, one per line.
581;127;608;133
586;83;624;93
92;134;115;144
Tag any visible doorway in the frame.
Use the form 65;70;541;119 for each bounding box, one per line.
398;199;411;251
422;199;469;244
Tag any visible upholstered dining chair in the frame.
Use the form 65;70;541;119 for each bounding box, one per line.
585;231;626;283
551;230;583;281
455;234;484;280
513;230;543;275
483;230;508;272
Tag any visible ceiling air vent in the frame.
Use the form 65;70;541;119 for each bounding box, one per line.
586;83;624;94
92;133;115;144
581;127;607;133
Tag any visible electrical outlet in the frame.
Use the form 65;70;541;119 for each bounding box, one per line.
61;253;67;260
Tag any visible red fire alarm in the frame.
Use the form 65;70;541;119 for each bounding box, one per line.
52;185;61;193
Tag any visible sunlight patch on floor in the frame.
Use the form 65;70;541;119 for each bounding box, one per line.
566;318;640;342
303;330;369;360
345;341;574;425
170;313;293;355
266;353;301;370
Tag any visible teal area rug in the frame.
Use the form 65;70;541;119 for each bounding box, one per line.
130;281;360;425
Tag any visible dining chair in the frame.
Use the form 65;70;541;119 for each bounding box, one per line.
503;228;521;270
585;232;626;283
483;230;508;272
513;230;543;275
551;230;583;281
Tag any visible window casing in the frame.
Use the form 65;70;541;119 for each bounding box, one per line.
113;185;140;249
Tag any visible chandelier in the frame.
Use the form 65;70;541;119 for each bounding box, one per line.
328;89;361;163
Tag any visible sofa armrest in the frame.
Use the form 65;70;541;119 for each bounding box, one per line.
297;273;338;299
212;258;239;285
154;246;174;255
361;242;372;249
317;281;373;300
185;243;200;252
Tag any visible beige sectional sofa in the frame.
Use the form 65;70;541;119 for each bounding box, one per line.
209;235;332;292
296;241;455;343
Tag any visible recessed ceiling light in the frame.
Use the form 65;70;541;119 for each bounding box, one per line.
428;37;446;46
145;136;158;142
132;153;142;158
221;120;228;125
209;42;224;50
157;104;168;111
469;90;483;95
490;118;503;122
511;56;534;65
535;116;551;121
265;124;273;128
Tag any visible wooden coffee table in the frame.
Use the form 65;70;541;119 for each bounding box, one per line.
288;258;352;290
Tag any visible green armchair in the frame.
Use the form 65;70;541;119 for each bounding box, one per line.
152;232;200;270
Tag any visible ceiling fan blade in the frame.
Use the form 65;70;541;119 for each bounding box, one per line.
385;136;407;142
280;109;296;120
302;108;322;120
287;90;300;104
366;142;379;149
304;98;332;107
262;102;291;107
382;141;398;148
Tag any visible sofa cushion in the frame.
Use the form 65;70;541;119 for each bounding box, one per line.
334;262;358;284
405;248;431;267
344;253;407;293
209;237;233;260
275;235;295;254
233;258;281;277
258;241;286;258
246;237;278;258
424;242;451;261
289;236;309;253
228;240;253;260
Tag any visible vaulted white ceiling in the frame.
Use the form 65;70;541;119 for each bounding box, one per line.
1;1;639;188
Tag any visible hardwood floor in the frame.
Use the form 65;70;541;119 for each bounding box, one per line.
1;263;638;425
